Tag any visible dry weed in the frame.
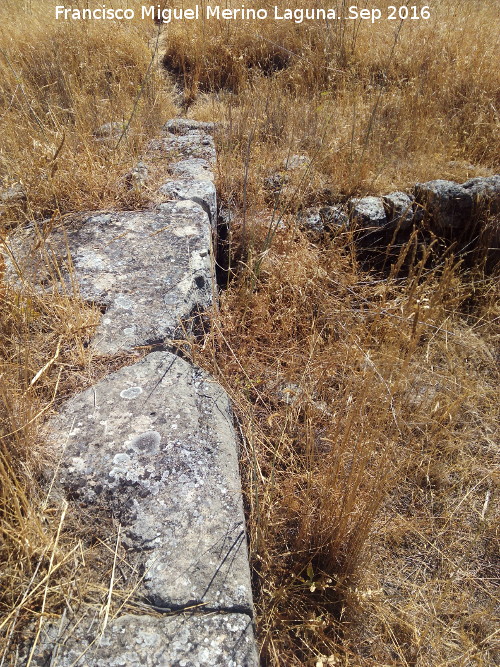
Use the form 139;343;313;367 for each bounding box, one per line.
196;219;499;664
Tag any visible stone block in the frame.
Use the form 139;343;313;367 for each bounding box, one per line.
349;196;388;228
164;118;216;135
26;612;258;666
6;204;214;355
171;158;214;181
148;134;216;164
159;179;217;226
462;175;500;214
47;351;253;613
414;179;473;230
382;191;415;231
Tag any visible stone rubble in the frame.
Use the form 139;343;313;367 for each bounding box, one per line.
295;175;499;261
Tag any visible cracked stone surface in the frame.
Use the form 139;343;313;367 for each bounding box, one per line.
25;612;258;666
159;178;217;226
46;351;253;613
349;196;388;229
6;203;214;355
149;133;217;165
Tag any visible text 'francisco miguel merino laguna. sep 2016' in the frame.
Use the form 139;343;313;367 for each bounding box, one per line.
55;5;432;24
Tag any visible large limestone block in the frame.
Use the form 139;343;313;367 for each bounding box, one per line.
47;351;253;613
27;612;258;666
7;203;214;355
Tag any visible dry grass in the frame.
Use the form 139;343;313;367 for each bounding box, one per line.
0;0;175;224
168;0;499;205
1;0;499;664
180;0;499;663
196;221;499;665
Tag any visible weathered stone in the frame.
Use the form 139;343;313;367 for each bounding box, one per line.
0;182;27;220
382;191;415;231
25;612;258;666
264;172;288;194
414;180;473;230
149;133;216;164
6;204;213;355
277;382;303;405
171;158;214;181
349;196;387;228
297;207;324;233
164;118;216;135
47;351;253;613
125;161;149;190
447;160;476;171
462;175;500;214
283;154;310;170
159;178;217;226
319;205;349;230
0;182;26;205
93;121;125;140
297;206;348;234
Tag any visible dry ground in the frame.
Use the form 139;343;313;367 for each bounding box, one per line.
1;0;499;664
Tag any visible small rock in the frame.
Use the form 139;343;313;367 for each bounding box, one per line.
349;196;387;228
93;121;125;140
319;205;349;230
447;160;476;171
462;175;500;214
264;172;288;194
283;154;310;170
164;118;215;135
297;206;348;234
414;180;473;230
382;191;415;231
297;207;324;233
124;161;148;190
277;383;303;405
0;183;27;221
0;183;26;206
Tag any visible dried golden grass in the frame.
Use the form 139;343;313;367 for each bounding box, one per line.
0;0;499;663
196;221;499;664
184;13;499;661
175;0;499;201
0;0;175;225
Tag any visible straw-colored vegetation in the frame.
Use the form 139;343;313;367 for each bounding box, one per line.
1;0;498;664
